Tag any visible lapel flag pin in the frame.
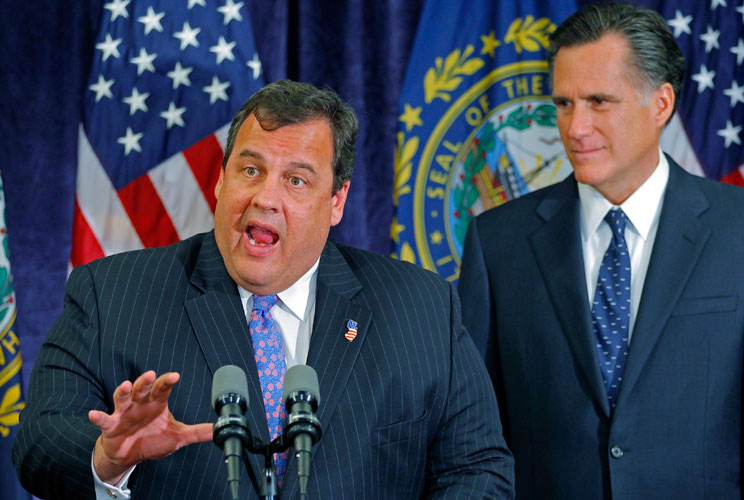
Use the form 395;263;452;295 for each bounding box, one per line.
345;319;358;342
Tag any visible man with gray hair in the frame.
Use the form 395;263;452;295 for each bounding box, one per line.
15;80;514;499
459;2;744;498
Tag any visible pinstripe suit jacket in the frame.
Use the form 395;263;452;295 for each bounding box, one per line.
14;231;514;499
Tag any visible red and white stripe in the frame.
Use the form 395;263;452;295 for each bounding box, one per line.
72;123;230;267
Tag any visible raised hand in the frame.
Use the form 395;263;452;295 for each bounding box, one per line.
88;371;214;484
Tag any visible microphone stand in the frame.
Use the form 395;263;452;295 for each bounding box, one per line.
214;413;291;500
213;369;322;500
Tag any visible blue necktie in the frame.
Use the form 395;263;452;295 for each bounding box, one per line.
592;208;631;410
249;294;288;485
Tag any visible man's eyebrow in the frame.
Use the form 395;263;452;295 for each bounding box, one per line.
584;92;620;102
236;149;318;174
551;92;619;103
237;149;263;160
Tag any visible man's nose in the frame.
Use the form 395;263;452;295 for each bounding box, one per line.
565;105;593;139
251;175;281;211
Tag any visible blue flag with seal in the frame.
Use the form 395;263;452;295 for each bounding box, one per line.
0;175;29;500
392;0;577;282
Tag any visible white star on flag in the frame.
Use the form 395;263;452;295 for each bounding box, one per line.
668;10;692;38
104;0;130;21
89;74;114;102
210;36;236;64
692;64;716;92
117;127;143;155
130;47;157;75
123;88;149;115
160;102;186;129
138;6;165;35
737;4;744;21
167;62;193;89
188;0;206;8
724;81;744;107
731;39;744;65
700;25;720;52
218;0;244;25
711;0;727;9
96;33;122;61
247;53;262;79
203;76;230;104
173;22;200;50
717;120;742;148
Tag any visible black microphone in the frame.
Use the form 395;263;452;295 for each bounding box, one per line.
283;365;322;499
212;365;250;500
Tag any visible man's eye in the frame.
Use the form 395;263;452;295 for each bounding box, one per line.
244;167;258;177
289;177;305;187
593;97;605;105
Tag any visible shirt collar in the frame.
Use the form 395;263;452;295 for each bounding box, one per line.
578;149;669;241
238;258;320;321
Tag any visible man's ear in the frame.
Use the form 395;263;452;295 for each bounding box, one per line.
654;82;675;127
214;167;225;199
330;180;350;227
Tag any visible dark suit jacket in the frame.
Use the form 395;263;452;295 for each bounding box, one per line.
458;158;744;499
14;231;514;499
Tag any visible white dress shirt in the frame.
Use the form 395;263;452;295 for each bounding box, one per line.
578;150;669;343
93;258;319;499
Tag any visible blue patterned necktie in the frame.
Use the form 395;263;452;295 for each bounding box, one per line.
249;294;288;485
592;208;631;410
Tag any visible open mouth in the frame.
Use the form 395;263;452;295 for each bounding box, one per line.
246;225;279;247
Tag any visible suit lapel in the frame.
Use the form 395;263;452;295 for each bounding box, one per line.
529;177;611;416
183;232;268;492
615;160;711;409
281;241;372;498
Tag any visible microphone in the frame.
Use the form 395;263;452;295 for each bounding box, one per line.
283;365;322;499
212;365;250;500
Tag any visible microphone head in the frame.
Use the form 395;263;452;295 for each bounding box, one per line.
283;365;320;406
212;365;249;410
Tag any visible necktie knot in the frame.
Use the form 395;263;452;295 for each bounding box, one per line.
252;294;279;312
605;208;628;245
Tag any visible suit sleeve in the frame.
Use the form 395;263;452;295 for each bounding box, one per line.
458;216;495;359
12;264;108;500
423;283;515;499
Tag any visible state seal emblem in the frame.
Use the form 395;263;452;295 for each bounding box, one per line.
394;16;573;282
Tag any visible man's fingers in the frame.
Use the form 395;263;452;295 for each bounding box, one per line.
112;380;134;410
131;370;157;403
150;372;180;402
182;422;214;445
88;409;111;430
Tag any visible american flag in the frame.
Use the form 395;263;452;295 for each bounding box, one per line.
637;0;744;185
72;0;264;266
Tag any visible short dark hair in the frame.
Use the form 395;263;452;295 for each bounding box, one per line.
548;1;685;120
222;79;359;194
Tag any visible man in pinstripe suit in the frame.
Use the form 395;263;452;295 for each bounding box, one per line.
14;80;514;499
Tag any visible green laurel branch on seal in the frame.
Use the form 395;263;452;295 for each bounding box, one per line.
424;45;484;104
496;103;557;133
504;16;556;53
452;122;498;243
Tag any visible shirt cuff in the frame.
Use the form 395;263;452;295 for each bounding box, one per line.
91;451;135;499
